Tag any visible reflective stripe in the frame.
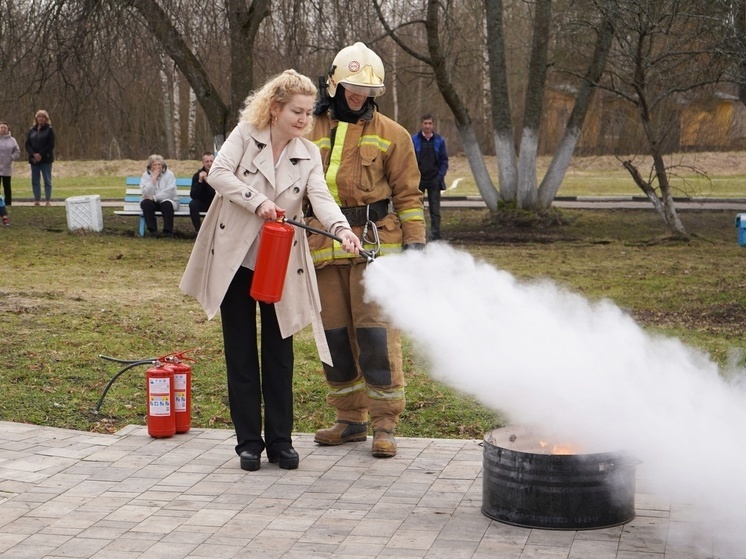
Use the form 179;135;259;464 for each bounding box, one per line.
359;134;391;152
325;123;348;204
368;387;406;401
314;137;331;151
398;207;425;223
327;378;366;397
311;242;402;264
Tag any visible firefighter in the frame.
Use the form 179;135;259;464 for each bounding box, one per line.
306;42;426;458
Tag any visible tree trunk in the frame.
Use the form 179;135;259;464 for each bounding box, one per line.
538;5;616;208
653;153;689;239
735;0;746;106
188;88;197;159
516;0;552;210
622;160;667;218
226;0;271;126
425;0;500;210
172;67;181;158
485;0;517;202
123;0;243;145
159;65;175;158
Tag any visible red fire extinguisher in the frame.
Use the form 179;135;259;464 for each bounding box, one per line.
162;350;195;434
250;209;295;303
146;360;176;438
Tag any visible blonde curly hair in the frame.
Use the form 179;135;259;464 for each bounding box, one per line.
239;70;317;134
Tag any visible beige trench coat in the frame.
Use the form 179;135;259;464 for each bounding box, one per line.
179;122;350;364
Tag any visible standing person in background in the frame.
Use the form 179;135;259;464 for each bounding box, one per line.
189;151;215;232
180;70;362;472
0;120;20;209
308;42;426;459
412;113;449;241
25;110;55;206
140;154;179;238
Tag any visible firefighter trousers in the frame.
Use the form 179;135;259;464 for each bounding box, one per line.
316;263;405;433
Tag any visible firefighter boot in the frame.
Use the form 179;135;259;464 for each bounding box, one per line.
314;420;368;445
372;429;397;458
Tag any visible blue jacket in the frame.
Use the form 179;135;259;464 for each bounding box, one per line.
412;132;448;190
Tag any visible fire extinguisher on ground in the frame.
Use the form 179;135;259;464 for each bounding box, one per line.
98;349;197;439
162;351;195;434
146;360;176;438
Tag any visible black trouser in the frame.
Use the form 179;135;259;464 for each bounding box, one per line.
220;266;294;455
189;198;210;231
1;176;11;205
421;184;442;239
140;199;175;233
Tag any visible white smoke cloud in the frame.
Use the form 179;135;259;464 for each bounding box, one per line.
363;243;746;548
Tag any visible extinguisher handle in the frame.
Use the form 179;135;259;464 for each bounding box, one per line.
159;349;198;363
283;217;376;263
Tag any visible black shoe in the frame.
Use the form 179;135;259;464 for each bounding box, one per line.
239;450;261;471
267;447;299;470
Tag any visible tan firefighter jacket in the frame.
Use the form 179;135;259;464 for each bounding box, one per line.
306;107;425;266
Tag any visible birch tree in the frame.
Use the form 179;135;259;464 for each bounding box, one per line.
378;0;615;211
487;0;617;210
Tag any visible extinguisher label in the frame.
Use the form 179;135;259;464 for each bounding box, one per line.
148;378;171;416
174;391;186;412
173;373;187;412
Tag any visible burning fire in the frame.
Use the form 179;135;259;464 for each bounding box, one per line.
539;440;581;455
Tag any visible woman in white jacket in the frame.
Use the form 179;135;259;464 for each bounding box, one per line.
139;154;179;237
180;70;362;472
0;120;20;210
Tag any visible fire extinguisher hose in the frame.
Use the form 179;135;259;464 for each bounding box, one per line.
283;217;376;263
95;355;158;414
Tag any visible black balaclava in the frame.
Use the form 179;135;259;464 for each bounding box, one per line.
329;86;375;123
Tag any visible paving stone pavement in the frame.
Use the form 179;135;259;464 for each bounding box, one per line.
0;421;741;559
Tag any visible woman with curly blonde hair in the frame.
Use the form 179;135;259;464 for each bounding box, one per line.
180;69;362;472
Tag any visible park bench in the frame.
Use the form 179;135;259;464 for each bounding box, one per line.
114;176;205;236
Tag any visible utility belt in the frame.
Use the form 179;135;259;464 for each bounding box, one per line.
308;199;390;227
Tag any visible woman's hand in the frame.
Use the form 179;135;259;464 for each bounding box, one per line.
257;200;283;221
337;229;363;255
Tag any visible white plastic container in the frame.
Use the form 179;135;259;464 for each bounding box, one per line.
65;195;104;232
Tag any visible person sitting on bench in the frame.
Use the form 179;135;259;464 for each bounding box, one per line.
140;154;179;238
189;151;215;232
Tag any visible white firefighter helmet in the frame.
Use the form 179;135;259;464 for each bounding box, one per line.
328;42;386;98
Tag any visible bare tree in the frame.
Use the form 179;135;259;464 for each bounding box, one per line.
377;0;615;212
115;0;270;148
487;0;617;210
375;0;501;211
600;0;736;238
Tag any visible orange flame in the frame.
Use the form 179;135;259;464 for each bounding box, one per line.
539;440;580;455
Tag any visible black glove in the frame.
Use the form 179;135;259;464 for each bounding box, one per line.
403;243;426;251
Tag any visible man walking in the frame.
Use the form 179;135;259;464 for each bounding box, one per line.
412;114;448;241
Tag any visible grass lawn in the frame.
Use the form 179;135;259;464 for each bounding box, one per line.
8;152;746;200
1;200;744;439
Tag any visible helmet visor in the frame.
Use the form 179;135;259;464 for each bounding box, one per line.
342;82;386;98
